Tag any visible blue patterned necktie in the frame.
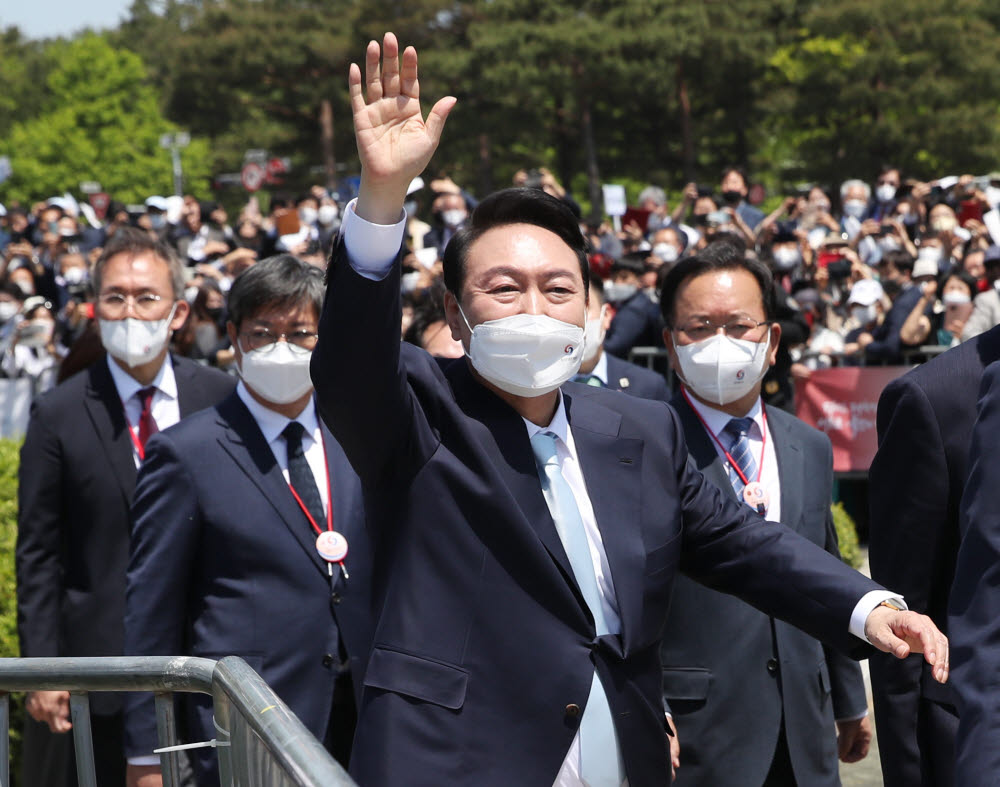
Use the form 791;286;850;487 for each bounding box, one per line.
531;430;622;787
722;417;758;497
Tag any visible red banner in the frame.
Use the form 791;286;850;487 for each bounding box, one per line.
795;367;909;473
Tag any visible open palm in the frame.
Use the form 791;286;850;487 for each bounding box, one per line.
350;33;455;198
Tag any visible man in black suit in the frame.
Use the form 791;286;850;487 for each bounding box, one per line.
868;323;1000;786
15;228;235;787
124;255;370;786
309;34;948;787
573;279;669;399
602;255;665;359
658;245;870;785
949;358;1000;785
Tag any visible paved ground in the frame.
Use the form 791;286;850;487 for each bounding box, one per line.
838;548;884;787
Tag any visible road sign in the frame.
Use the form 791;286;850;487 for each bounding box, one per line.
241;162;266;192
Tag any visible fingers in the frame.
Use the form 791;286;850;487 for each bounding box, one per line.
400;45;418;98
381;32;400;97
425;96;458;145
365;40;382;103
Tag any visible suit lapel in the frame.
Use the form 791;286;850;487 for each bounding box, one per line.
670;391;736;500
565;391;643;655
767;409;804;531
83;360;137;501
215;394;329;578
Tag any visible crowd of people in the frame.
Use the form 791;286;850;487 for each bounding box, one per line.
10;29;1000;787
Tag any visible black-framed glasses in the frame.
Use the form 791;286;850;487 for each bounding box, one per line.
675;318;772;342
98;292;165;318
240;328;318;353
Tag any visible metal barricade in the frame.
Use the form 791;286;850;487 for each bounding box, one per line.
0;656;357;787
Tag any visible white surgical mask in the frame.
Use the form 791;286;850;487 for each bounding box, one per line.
442;209;467;228
460;306;584;398
62;267;86;285
652;243;679;264
604;282;638;303
298;206;318;226
942;290;971;306
238;340;314;404
317;204;339;226
843;200;867;220
582;306;608;362
878;237;902;253
876;184;897;203
99;304;177;368
851;304;878;326
674;332;771;406
20;319;54;348
772;246;801;272
0;302;19;323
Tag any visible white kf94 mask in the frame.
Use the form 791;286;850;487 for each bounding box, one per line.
673;332;771;406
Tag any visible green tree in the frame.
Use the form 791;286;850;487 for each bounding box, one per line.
0;33;211;204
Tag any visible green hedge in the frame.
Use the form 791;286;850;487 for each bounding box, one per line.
0;438;24;784
833;501;863;570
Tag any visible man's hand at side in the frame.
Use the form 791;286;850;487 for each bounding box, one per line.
836;715;872;763
25;689;72;733
351;32;456;225
865;606;949;683
126;764;162;787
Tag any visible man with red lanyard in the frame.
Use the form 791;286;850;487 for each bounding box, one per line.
16;227;235;787
658;240;873;787
122;254;370;787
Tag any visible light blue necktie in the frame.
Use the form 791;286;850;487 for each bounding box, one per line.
722;417;757;497
531;430;622;787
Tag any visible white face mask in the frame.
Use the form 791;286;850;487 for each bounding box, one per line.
0;302;19;323
772;246;801;272
604;282;638;303
582;306;608;362
238;340;314;404
460;306;584;398
942;290;971;306
442;209;467;228
21;319;54;348
842;199;867;220
62;267;87;285
673;332;771;406
298;206;318;226
652;243;679;264
99;304;177;368
876;184;897;203
851;304;878;325
317;204;339;226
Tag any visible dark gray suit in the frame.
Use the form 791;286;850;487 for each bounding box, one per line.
660;391;867;786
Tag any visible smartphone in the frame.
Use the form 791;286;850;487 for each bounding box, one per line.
622;207;651;233
958;200;983;227
816;250;846;268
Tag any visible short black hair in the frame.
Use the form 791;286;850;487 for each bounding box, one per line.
721;166;749;187
227;254;325;329
880;249;914;275
659;240;776;328
442;187;590;300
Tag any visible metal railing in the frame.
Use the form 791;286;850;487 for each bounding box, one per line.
0;656;357;787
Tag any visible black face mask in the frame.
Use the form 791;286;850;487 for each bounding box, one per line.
721;190;742;205
206;307;224;321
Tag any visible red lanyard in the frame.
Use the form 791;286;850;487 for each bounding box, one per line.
286;430;334;535
681;387;767;487
121;399;147;461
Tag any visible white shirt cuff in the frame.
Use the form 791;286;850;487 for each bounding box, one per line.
341;198;407;281
849;590;907;643
127;755;161;766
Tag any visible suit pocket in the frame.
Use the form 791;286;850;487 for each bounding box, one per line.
661;667;713;701
364;646;468;710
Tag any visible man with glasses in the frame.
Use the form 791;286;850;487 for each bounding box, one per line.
16;227;235;787
658;242;871;785
122;254;369;787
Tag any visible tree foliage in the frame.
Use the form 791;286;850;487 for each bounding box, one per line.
0;33;212;203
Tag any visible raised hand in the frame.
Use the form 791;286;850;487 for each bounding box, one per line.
351;33;457;224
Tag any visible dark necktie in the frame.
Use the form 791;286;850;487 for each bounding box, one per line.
722;417;757;496
137;387;159;450
282;421;325;528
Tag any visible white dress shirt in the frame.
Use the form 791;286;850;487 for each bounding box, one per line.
106;354;180;467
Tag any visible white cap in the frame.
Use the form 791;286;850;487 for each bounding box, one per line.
145;195;168;211
912;254;939;280
847;279;884;306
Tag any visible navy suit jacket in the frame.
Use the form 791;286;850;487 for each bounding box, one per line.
16;355;235;716
661;393;866;786
951;358;1000;785
603;290;664;359
604;354;670;400
311;241;881;787
123;391;371;778
868;325;1000;787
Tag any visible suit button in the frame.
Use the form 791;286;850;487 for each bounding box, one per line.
565;704;581;718
330;592;342;606
766;658;779;675
322;653;335;667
